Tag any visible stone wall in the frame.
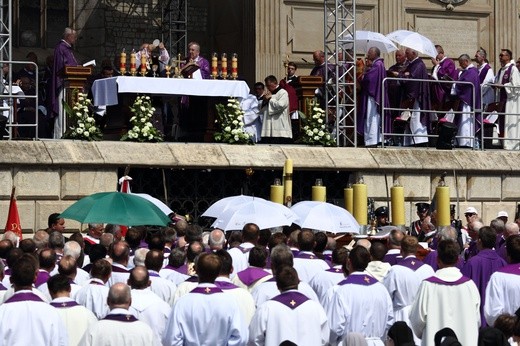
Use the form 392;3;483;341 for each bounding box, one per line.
0;141;519;234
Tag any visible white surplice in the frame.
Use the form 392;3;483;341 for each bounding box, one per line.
130;288;171;341
75;278;110;319
484;266;520;326
51;297;98;346
251;279;319;307
308;265;345;305
293;251;331;283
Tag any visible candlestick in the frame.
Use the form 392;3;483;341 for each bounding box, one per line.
231;53;238;80
120;50;126;75
165;65;171;78
211;52;218;79
390;182;405;226
140;52;147;76
344;185;353;214
353;181;368;225
130;50;136;76
312;179;326;202
436;177;450;227
270;178;284;204
283;159;293;207
221;53;228;79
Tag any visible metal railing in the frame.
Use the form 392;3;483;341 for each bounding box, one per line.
381;77;478;149
0;60;39;140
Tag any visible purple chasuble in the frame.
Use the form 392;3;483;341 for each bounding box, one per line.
237;267;271;286
214;280;239;290
4;292;44;304
431;58;457;104
357;58;390;136
396;257;425;271
497;263;520;275
383;253;401;266
190;286;223;295
271;291;309;310
422;251;464;271
454;66;482;132
338;274;377;286
50;300;80;308
401;58;431;127
50;40;78;117
461;249;507;327
425;275;471;285
103;314;138;322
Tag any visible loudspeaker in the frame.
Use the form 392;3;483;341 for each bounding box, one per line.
436;121;458;150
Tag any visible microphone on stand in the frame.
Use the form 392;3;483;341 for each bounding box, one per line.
301;58;309;63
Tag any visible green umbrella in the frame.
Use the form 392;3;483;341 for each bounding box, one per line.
59;191;171;226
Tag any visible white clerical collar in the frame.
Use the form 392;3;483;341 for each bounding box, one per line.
465;63;475;70
439;57;447;63
411;57;420;63
61;39;72;48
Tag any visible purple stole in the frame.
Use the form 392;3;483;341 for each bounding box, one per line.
237;267;271;286
479;64;491;84
103;313;138;322
271;291;309;310
497;263;520;275
296;252;321;260
383;252;401;266
185;276;199;283
111;265;130;273
214;280;239;290
89;279;105;286
396;257;425;271
338;274;377;286
50;300;80;308
175;264;188;275
326;267;343;274
190;286;223;295
0;283;7;291
34;271;51;288
425;275;471;285
498;64;514;103
237;246;252;254
148;271;161;278
4;291;44;304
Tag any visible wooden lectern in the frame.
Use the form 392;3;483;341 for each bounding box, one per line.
298;76;323;115
58;66;92;138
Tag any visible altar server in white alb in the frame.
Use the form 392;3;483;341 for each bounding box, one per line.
75;259;112;319
260;75;292;144
145;250;177;305
484;234;520;326
409;239;480;346
326;245;394;346
309;247;348;305
48;274;97;346
0;254;68;346
162;252;248;346
80;283;159;346
293;229;331;283
382;236;434;345
249;266;329;346
227;223;259;276
127;266;172;342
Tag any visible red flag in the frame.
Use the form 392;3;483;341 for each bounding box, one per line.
118;175;132;236
5;187;22;240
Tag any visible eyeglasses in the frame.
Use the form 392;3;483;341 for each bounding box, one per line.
465;213;476;217
499;54;509;57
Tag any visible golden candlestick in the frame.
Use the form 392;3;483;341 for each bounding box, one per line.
231;53;238;80
165;65;171;78
221;53;228;79
120;50;126;75
211;52;218;79
140;52;147;76
130;50;136;76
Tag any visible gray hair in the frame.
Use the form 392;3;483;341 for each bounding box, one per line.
49;231;65;249
33;230;49;249
2;231;19;247
458;53;471;62
505;222;520;237
133;248;149;267
437;226;457;241
63;241;81;260
209;229;225;249
490;219;506;234
63;27;76;37
270;244;293;273
88;223;104;230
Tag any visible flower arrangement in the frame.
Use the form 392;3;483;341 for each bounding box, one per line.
62;91;103;141
121;95;163;142
300;99;336;146
214;98;252;144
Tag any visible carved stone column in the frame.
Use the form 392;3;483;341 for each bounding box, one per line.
255;0;283;82
494;0;519;61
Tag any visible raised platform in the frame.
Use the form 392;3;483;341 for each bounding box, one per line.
0;140;519;232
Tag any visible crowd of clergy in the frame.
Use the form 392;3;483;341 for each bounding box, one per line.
0;208;519;346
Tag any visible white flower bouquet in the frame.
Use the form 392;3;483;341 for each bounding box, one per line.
62;91;103;141
214;98;252;144
121;95;163;142
300;99;336;146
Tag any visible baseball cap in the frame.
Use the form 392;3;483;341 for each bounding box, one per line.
464;207;478;215
497;211;509;218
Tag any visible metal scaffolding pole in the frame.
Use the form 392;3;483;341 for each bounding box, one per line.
162;0;187;58
324;0;356;147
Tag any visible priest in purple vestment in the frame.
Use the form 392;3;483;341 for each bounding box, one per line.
461;226;507;327
50;27;78;138
399;48;431;146
430;45;458;113
357;47;390;147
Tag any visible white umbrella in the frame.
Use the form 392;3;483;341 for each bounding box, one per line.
131;193;173;216
345;30;398;53
211;199;298;231
386;30;437;58
203;195;266;218
291;201;360;234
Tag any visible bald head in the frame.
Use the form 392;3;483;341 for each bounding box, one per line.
110;241;130;265
209;229;226;250
58;255;77;279
128;266;150;290
505;222;520;238
356;238;371;250
107;283;132;310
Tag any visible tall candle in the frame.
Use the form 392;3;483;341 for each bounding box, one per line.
436;185;450;227
120;51;126;74
390;185;405;225
353;183;367;225
130;51;136;75
231;53;238;79
271;184;284;204
211;53;218;79
140;53;147;75
221;53;228;79
284;159;293;207
344;187;353;214
312;186;326;202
